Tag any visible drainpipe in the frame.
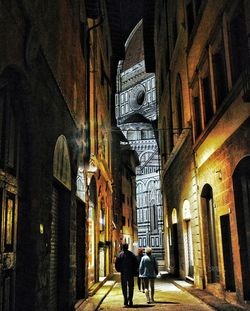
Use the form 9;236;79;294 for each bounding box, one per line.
86;15;104;162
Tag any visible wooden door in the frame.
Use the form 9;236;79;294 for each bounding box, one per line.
0;189;17;311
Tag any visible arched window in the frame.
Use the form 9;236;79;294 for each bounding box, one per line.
172;208;178;224
53;135;71;190
183;200;191;220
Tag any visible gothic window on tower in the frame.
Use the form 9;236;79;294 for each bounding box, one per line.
153;90;156;101
147;80;151;91
147;92;151;102
152;77;155;88
151;204;158;231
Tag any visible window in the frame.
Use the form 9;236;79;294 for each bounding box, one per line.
141;130;147;140
151;204;158;231
152;90;156;101
202;75;213;125
152;77;155;88
175;74;183;136
147;80;151;90
229;2;248;84
147;92;151;102
192;81;202;138
212;29;228;107
125;92;128;101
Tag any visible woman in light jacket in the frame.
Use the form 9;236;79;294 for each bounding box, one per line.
139;246;158;303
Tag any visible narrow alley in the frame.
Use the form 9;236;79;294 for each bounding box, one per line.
1;0;250;310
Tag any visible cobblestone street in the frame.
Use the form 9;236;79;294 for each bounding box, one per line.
98;278;214;311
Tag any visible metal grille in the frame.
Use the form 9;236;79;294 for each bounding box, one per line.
49;188;58;310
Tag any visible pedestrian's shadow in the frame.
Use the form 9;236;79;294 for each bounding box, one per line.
152;301;179;304
129;305;152;308
131;302;179;308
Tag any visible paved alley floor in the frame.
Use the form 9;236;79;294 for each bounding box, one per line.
98;278;215;311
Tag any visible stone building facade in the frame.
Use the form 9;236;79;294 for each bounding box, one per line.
0;1;88;310
0;0;118;309
116;21;164;260
144;0;250;305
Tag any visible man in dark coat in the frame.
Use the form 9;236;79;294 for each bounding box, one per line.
115;243;138;307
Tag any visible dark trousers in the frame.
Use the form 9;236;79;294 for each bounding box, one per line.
137;277;145;291
121;275;134;304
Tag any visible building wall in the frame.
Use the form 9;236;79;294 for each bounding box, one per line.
0;1;92;310
152;0;250;303
86;0;114;288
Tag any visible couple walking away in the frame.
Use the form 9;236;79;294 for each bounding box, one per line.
115;243;158;307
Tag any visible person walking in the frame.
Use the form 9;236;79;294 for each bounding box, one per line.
115;243;138;307
136;248;145;292
139;246;158;304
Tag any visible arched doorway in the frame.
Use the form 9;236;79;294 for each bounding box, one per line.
183;200;194;279
50;135;71;310
201;184;219;283
88;177;97;288
233;157;250;300
171;208;179;276
99;201;106;281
